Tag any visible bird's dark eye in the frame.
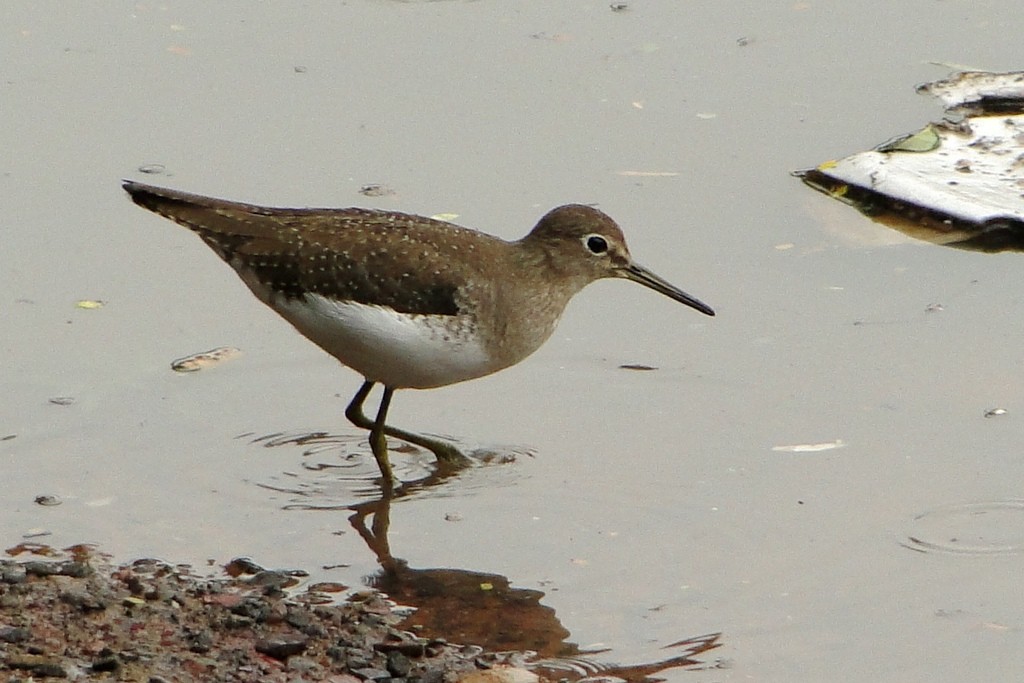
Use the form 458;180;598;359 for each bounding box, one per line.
585;235;608;254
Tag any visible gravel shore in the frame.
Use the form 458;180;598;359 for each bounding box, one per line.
0;546;488;682
0;545;721;682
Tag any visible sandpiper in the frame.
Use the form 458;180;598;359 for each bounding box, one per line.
123;181;714;485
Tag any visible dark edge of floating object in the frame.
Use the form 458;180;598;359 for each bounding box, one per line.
916;71;1024;118
793;168;1024;253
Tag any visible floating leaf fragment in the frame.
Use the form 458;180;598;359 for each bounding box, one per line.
876;124;941;153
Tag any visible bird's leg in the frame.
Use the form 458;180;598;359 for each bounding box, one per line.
345;381;394;484
370;387;396;486
345;380;470;469
344;380;377;428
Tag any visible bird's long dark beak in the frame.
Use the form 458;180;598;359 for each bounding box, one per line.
623;263;715;316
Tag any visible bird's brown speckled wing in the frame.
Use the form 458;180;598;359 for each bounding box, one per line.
123;181;496;316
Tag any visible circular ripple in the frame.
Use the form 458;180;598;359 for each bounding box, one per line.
903;500;1024;556
242;429;529;509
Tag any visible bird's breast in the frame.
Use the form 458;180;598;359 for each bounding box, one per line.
270;293;502;389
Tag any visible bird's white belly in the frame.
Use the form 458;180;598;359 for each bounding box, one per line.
272;294;497;389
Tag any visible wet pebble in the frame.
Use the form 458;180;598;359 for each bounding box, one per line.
386;650;412;677
6;654;68;678
60;587;110;612
90;648;121;673
287;654;321;673
308;581;348;593
23;561;61;577
0;626;31;643
1;564;28;584
230;596;273;622
351;665;392;681
247;568;298;591
375;639;429;658
287;607;329;638
185;628;214;653
24;560;91;578
225;556;265;575
255;634;308;660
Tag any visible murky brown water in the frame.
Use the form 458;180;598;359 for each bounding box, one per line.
5;2;1024;681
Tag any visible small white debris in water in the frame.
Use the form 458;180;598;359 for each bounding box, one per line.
984;408;1007;418
772;439;846;453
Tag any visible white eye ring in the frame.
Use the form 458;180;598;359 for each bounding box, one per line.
583;234;609;255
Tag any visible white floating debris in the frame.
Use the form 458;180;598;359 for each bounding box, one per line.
22;528;52;539
771;439;846;453
797;71;1024;251
617;170;681;177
